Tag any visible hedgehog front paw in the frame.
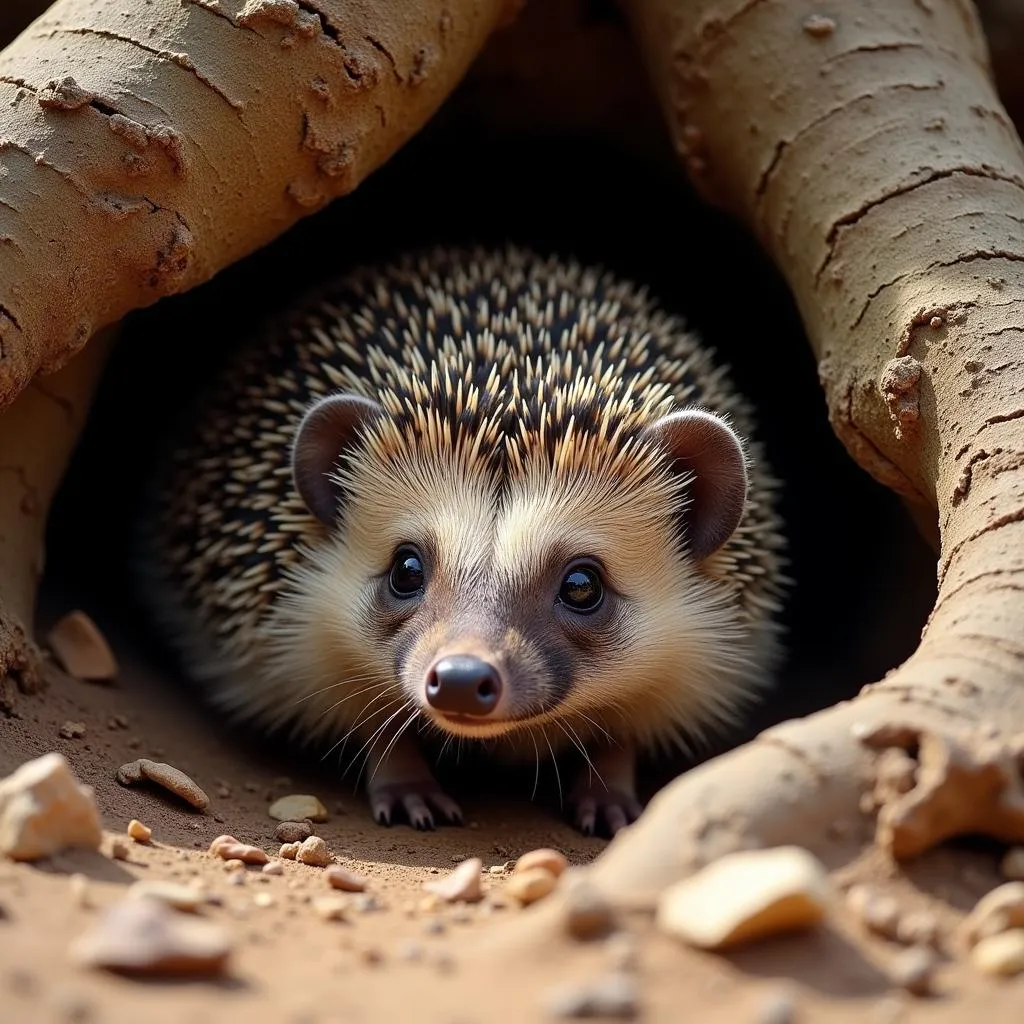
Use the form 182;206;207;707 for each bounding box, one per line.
367;780;464;831
569;782;643;838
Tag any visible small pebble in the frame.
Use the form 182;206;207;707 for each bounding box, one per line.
424;917;446;935
423;858;483;903
47;610;119;681
109;838;130;861
657;846;830;950
896;911;939;949
214;842;269;866
0;752;103;861
1000;847;1024;881
268;795;328;823
70;898;231;975
354;894;380;913
544;971;638;1019
280;842;300;859
802;13;836;37
226;871;246;887
489;865;506;875
846;885;901;940
253;892;275;908
506;866;558;906
397;940;423;962
889;947;936;996
127;880;205;913
515;848;568;878
107;714;129;730
262;860;285;876
970;929;1024;977
296;835;332;867
326;865;367;892
929;316;943;329
127;819;152;844
59;721;87;740
313;895;349;921
274;819;313;843
564;879;614;941
116;759;209;810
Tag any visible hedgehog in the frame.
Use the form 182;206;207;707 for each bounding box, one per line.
136;246;787;837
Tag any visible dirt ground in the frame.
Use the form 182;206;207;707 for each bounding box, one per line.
3;604;1024;1024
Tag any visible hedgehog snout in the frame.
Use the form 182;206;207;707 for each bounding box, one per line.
425;655;504;718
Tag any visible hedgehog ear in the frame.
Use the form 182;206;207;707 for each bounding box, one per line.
645;409;748;561
292;393;383;526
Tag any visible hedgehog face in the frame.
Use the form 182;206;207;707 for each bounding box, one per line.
280;391;760;751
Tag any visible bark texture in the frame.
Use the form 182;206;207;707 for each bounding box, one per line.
569;0;1024;904
0;0;518;407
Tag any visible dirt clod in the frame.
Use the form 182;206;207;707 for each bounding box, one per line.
58;721;86;740
423;857;483;903
274;819;313;843
544;971;638;1019
0;752;103;861
116;759;210;810
70;898;231;975
268;795;327;822
514;848;568;878
563;879;614;941
46;612;118;681
279;842;300;860
296;836;332;867
888;947;936;996
971;930;1024;977
506;866;558;906
326;865;367;892
127;819;152;843
656;846;830;950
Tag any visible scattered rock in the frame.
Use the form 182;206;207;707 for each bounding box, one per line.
262;860;284;876
274;819;313;843
656;846;830;951
888;947;936;996
312;895;349;921
279;842;300;860
846;885;901;940
326;865;367;892
47;611;119;681
58;721;87;740
506;866;558;906
544;971;638;1019
971;929;1024;976
1001;847;1024;881
208;834;237;854
253;892;275;908
70;898;231;975
959;882;1024;947
801;13;836;37
515;848;568;878
116;759;209;811
127;819;152;844
213;842;269;866
0;752;103;861
896;911;939;949
110;838;130;861
268;795;327;822
127;881;205;913
564;879;615;941
423;858;483;903
296;836;332;867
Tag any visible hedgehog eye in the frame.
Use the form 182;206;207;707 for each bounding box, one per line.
389;546;425;598
557;561;604;615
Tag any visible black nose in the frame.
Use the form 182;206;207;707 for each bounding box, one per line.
425;655;503;716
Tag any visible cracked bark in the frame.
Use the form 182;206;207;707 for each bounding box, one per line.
548;0;1024;907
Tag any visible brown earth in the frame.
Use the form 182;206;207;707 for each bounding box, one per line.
3;607;1024;1024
